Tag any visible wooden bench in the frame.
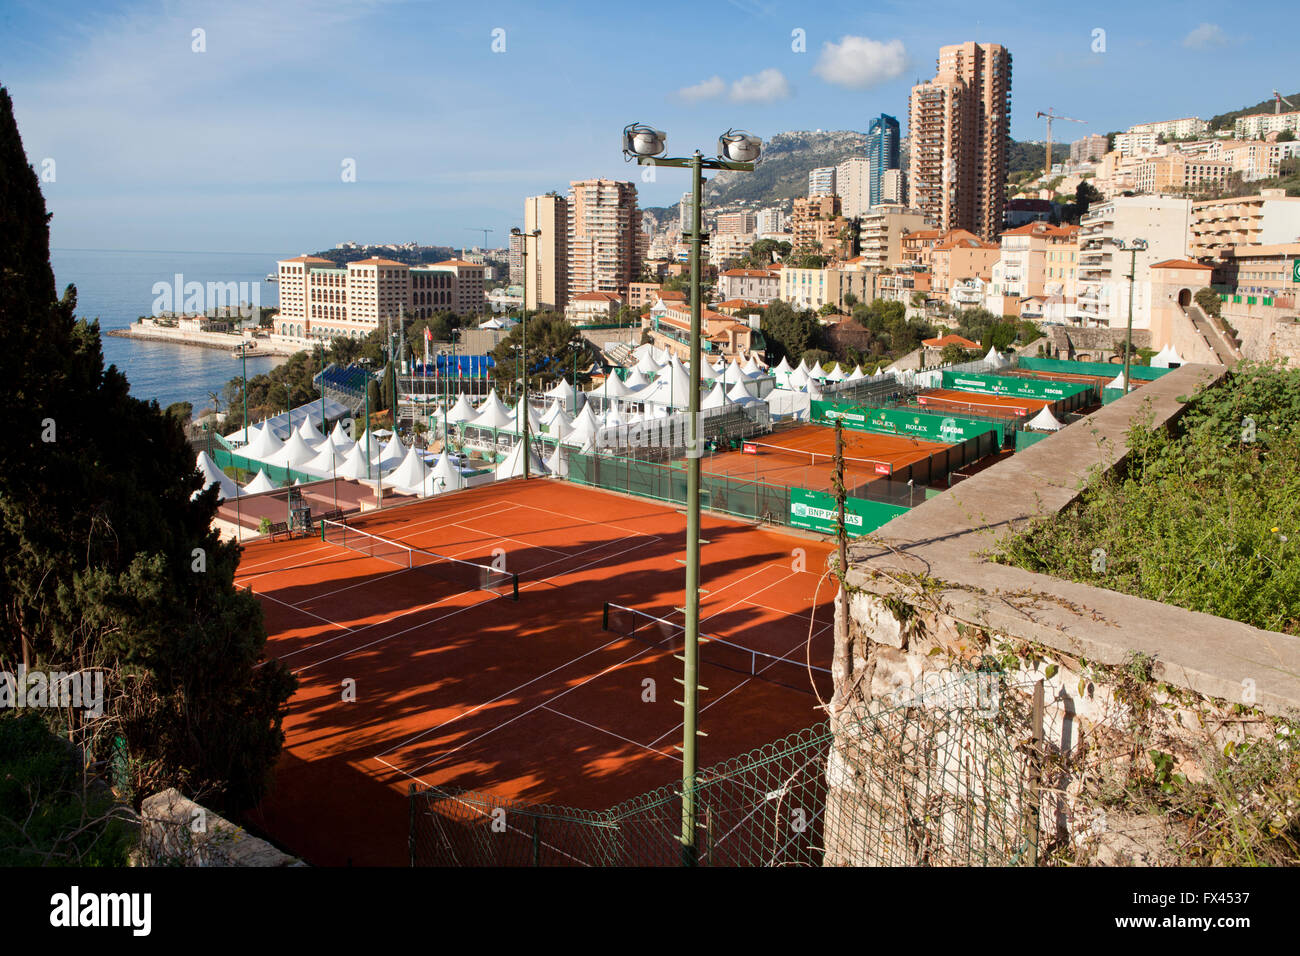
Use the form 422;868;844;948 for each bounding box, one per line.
267;521;290;541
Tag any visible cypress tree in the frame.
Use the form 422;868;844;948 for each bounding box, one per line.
0;88;296;811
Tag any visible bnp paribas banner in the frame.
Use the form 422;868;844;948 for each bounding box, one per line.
789;487;908;537
811;400;1003;444
940;370;1094;401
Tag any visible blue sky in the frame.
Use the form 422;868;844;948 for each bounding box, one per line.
2;0;1293;254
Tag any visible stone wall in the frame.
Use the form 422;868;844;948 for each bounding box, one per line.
1044;325;1151;361
1221;302;1300;363
826;364;1300;863
135;789;304;866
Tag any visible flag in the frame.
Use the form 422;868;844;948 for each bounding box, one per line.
423;326;431;375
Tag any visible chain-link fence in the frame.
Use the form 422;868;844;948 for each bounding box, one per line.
411;670;1040;866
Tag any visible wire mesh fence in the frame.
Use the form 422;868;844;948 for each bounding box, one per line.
411;669;1039;867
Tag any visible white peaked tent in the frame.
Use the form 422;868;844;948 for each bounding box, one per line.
541;401;569;429
727;377;755;400
826;364;846;382
807;379;825;400
546;376;578;408
741;355;763;376
302;441;346;477
797;358;812;375
983;346;1007;369
695;359;719;381
595;373;633;400
267;430;319;469
472;391;515;429
787;365;811;390
635;350;664;375
445;393;479;426
647;360;693;408
384;445;431;495
379;433;405;463
508;400;544;435
722;360;750;386
337;441;376;481
565;405;602;446
495;438;548;479
624;367;651;390
547;414;575;442
243;469;279;495
701;381;733;410
428;451;465;494
1026;406;1064;431
297;415;326;446
773;356;793;376
847;364;866;381
545;443;568;478
1151;344;1185;368
194;452;238;501
354;430;384;462
1105;372;1128;391
327;419;355;452
712;356;727;373
238;422;283;461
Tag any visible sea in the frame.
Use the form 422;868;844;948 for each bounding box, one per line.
50;249;284;412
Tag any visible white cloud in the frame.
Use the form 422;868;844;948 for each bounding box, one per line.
812;36;907;89
1183;23;1228;49
729;68;791;104
677;76;726;102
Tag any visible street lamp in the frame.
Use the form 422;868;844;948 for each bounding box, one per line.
1115;238;1148;395
511;226;541;480
622;121;760;867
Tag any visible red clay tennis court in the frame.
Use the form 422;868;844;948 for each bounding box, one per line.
697;423;947;495
912;387;1053;419
237;478;837;865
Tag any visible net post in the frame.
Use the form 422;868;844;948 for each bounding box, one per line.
602;602;609;631
511;572;519;602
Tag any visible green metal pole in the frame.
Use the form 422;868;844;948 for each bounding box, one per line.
1122;247;1136;395
241;347;248;444
319;343;326;432
522;239;530;480
365;377;372;480
682;151;704;867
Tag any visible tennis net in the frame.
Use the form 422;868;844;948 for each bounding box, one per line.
603;602;830;697
728;441;895;476
321;519;519;601
914;394;1030;419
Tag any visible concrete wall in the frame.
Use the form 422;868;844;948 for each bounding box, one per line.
1221;301;1300;363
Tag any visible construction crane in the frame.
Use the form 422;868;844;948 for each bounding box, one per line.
466;227;494;250
1036;109;1086;178
1275;90;1297;114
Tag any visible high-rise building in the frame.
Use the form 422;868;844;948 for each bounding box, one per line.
508;231;525;285
908;41;1012;240
756;207;785;234
881;168;907;205
679;192;695;231
836;157;872;219
716;210;757;234
867;114;901;207
1070;134;1109;164
1076;196;1191;328
808;166;837;197
524;193;569;312
567;179;645;300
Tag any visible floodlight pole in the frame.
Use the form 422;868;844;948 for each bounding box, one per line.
636;147;754;867
1117;238;1147;396
514;227;540;480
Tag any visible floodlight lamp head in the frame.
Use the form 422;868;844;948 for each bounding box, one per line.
718;129;762;163
623;123;667;160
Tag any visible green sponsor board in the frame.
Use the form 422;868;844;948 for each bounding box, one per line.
1293;259;1300;283
940;370;1094;401
1017;356;1169;382
789;487;908;537
811;400;1002;445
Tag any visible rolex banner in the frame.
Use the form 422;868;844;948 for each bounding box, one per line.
810;400;1004;445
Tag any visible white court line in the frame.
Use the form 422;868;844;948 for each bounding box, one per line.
399;642;654;776
448;520;570;559
509;498;663;542
295;535;664;674
540;704;681;765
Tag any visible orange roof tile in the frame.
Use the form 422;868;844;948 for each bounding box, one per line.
922;334;981;349
1150;259;1212;270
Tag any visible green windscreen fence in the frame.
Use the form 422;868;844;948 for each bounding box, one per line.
939;371;1094;413
789;488;908;537
1016;356;1171;382
565;450;793;525
811;399;1006;446
212;447;320;487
